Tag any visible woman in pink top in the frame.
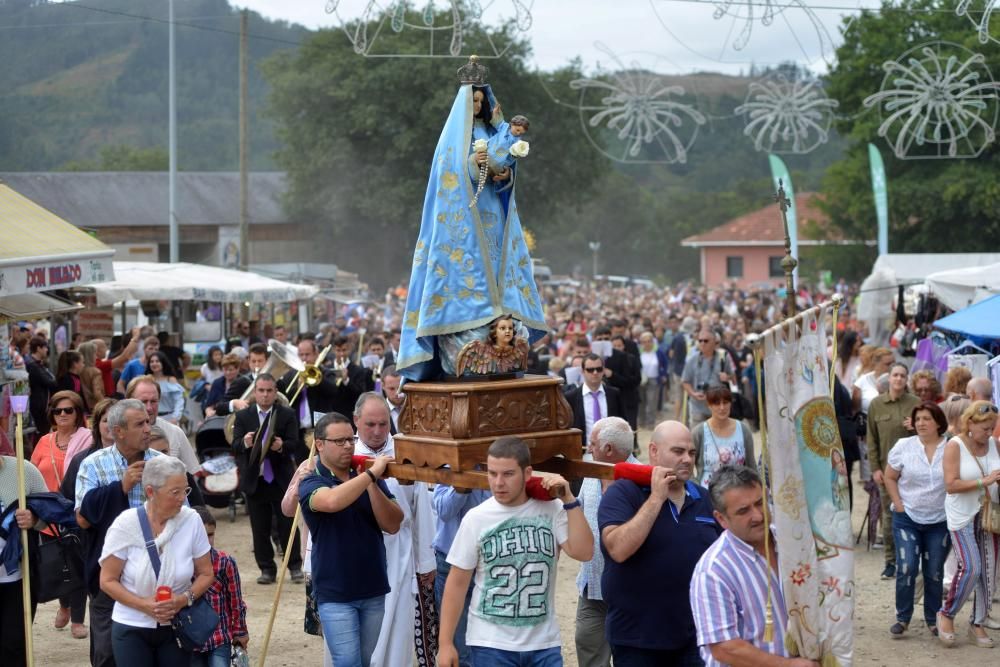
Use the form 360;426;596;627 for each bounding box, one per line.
30;389;92;638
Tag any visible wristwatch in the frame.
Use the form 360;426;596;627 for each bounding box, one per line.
186;590;195;607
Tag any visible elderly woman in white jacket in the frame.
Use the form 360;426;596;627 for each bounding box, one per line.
99;455;214;665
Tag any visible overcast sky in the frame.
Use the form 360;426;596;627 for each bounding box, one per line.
233;0;871;76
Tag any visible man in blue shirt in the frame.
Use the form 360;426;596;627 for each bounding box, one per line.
116;335;160;394
599;420;721;666
432;481;490;667
576;416;640;667
298;412;402;667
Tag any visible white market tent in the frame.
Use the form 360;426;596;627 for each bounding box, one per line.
0;182;116;298
89;261;318;306
857;253;1000;345
925;262;1000;311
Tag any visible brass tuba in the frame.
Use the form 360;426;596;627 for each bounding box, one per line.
223;339;299;444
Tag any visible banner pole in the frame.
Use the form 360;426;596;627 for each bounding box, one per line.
256;432;318;667
15;411;35;667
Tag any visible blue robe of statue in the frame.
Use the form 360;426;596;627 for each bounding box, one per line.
397;84;547;381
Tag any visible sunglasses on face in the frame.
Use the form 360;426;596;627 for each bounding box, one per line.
52;407;77;416
697;339;711;343
584;367;604;373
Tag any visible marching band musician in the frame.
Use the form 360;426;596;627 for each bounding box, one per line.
232;373;302;585
278;339;341;460
326;336;374;424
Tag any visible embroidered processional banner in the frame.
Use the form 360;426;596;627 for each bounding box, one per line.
762;306;854;666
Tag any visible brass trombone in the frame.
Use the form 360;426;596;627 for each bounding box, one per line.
223;340;296;444
286;344;332;406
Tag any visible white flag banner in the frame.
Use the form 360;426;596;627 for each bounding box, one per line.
762;306;854;666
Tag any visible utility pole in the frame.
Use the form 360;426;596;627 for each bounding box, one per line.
168;0;178;263
588;241;600;278
239;9;249;271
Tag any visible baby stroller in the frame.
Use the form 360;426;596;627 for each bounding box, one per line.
195;415;243;522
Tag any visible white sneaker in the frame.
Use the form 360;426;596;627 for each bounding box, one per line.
983;616;1000;630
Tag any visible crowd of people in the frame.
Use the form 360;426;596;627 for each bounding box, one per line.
1;274;998;666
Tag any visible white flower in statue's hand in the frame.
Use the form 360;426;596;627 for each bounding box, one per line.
473;139;488;152
510;140;530;158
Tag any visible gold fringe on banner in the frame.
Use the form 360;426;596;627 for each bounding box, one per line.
752;344;775;643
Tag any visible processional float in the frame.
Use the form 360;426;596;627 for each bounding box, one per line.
259;58;854;666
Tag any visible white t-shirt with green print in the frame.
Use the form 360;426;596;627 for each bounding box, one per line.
446;496;569;652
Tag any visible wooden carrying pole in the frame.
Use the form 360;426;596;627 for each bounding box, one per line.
255;432;317;667
14;410;34;666
254;445;615;663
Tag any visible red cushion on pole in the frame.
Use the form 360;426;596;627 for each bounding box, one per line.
525;476;553;500
352;455;371;471
613;462;653;487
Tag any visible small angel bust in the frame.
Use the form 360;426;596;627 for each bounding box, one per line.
455;315;529;376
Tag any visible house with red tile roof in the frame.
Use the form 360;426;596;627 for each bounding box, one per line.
681;193;864;287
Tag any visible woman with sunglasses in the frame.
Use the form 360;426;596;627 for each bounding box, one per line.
30;390;93;638
939;400;1000;647
99;455;215;665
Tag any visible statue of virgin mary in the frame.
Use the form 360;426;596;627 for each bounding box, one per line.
396;56;547;381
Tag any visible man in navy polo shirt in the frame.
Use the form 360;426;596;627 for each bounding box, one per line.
298;412;403;667
599;420;721;666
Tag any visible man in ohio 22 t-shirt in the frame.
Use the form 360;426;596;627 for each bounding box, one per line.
437;436;595;667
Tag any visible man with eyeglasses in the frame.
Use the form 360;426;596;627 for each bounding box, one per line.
125;375;202;475
299;411;401;667
593;326;641;433
232;373;303;584
565;353;626;450
353;392;436;667
75;398;159;667
681;329;735;430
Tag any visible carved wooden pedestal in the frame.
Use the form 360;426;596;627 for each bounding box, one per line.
394;375;582;473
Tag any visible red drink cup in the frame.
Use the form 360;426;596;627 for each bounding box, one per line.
156;586;172;603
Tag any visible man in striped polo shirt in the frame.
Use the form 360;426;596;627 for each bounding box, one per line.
690;466;820;667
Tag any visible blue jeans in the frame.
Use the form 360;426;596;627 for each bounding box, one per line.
892;510;949;626
435;549;474;667
191;643;231;667
317;596;385;667
469;646;562;667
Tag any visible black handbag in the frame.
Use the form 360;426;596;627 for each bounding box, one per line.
36;526;85;603
171;598;222;651
137;507;220;651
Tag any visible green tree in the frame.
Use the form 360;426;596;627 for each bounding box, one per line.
822;0;1000;252
261;17;609;283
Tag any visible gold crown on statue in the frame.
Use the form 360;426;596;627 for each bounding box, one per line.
457;55;488;85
